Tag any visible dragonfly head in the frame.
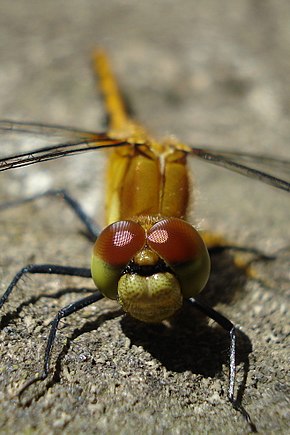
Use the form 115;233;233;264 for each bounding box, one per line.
91;218;210;323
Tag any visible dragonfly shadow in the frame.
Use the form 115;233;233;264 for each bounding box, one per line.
121;303;252;379
120;307;253;431
121;249;254;396
204;243;277;306
202;248;250;306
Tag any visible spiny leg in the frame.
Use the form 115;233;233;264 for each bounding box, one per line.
0;264;92;309
0;189;99;241
0;263;103;394
188;297;257;433
19;290;104;395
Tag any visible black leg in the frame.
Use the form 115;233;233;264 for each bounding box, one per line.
188;297;257;433
0;188;99;240
18;291;104;395
0;264;92;309
0;263;103;395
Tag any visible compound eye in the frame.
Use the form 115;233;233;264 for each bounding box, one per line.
147;218;204;264
94;220;146;266
147;218;210;298
91;221;146;300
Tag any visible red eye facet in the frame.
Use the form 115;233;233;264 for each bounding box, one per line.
147;218;205;265
93;220;146;266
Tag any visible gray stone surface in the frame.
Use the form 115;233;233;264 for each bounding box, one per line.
0;1;289;434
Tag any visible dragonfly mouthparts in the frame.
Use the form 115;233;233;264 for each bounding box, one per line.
123;259;173;277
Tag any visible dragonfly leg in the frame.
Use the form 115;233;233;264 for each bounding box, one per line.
0;189;99;241
18;290;104;397
188;297;257;432
0;264;92;309
18;290;103;396
0;263;102;394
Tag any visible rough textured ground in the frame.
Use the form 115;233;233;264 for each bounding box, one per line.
0;1;289;434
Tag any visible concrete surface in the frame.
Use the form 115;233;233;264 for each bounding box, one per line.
0;1;289;434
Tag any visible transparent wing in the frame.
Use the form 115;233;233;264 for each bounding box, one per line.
188;146;290;193
0;120;129;171
0;120;102;138
0;120;289;193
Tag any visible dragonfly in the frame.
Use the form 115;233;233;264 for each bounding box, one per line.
0;49;289;431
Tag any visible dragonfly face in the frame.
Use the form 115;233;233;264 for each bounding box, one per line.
91;217;210;322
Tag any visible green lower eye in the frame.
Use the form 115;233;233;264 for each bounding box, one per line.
91;254;121;299
172;249;211;298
